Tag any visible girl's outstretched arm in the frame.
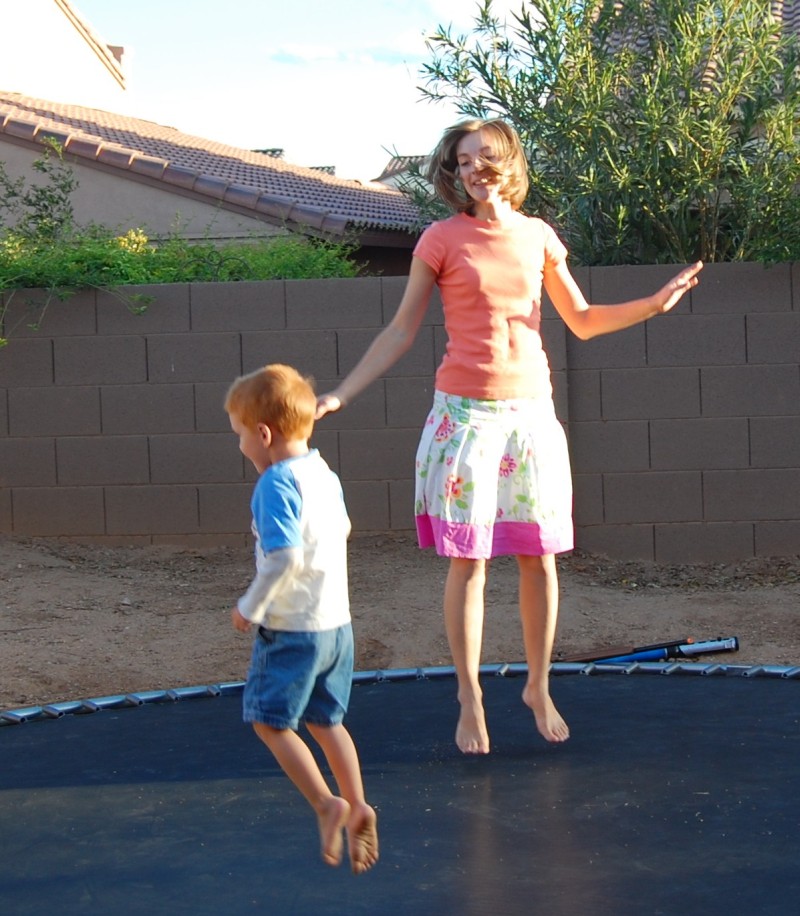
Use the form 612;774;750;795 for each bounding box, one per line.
316;257;437;417
545;261;703;341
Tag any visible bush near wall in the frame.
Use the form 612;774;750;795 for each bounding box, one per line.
1;264;798;562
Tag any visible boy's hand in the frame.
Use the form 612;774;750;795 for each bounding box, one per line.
231;606;252;632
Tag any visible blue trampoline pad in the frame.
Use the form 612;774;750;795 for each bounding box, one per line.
1;665;798;916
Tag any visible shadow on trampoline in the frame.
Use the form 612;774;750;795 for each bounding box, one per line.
2;663;798;916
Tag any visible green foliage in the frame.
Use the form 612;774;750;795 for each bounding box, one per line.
420;0;800;265
0;142;360;346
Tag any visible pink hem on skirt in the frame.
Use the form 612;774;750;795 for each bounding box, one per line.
416;515;574;559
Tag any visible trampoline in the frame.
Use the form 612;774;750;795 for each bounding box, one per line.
2;662;799;916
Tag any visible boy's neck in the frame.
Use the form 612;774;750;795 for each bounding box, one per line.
268;438;310;465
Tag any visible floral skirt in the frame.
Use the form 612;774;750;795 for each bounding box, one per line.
414;391;574;559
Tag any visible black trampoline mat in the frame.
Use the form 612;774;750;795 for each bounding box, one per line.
1;669;798;916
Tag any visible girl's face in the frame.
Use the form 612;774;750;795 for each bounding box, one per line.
455;129;508;205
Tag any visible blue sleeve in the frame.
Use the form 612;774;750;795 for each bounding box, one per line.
250;465;302;553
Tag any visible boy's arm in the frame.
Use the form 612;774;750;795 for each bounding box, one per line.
235;545;303;625
231;469;303;631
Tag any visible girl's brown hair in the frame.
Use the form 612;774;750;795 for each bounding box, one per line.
224;364;316;439
426;118;529;212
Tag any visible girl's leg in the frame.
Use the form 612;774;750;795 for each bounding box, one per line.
252;722;350;867
307;722;379;875
516;554;570;743
444;557;490;754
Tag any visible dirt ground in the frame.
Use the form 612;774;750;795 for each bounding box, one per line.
1;533;798;711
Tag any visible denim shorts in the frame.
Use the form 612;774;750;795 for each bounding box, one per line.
242;623;353;730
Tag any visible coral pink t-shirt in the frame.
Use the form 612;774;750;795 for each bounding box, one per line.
413;211;567;400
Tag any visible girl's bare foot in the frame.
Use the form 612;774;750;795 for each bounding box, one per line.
522;684;570;743
347;802;379;875
455;699;490;754
317;796;350;867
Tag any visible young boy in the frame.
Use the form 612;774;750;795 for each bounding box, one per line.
225;363;378;874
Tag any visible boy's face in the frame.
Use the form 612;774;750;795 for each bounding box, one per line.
229;412;271;474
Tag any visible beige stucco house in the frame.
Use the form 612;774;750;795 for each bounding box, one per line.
0;1;421;274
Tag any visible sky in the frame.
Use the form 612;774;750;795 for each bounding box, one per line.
72;0;520;181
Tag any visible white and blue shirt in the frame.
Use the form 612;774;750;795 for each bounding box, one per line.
237;449;351;631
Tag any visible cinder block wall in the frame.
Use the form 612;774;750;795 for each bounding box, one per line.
1;263;798;562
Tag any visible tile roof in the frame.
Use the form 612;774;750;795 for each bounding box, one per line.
0;93;421;242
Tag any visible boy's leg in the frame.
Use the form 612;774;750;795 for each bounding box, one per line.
306;722;379;875
444;557;490;754
516;554;570;743
252;722;350;867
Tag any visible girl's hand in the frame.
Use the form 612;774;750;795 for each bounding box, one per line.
315;393;343;420
656;261;703;314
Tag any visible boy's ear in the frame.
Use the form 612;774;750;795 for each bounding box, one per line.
257;422;272;448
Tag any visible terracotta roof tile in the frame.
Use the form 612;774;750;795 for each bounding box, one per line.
0;93;421;241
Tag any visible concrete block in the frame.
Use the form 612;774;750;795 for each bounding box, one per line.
601;368;700;419
750;417;800;468
0;486;10;532
338;326;436;378
9;386;100;436
386;378;435;428
97;284;191;333
149;433;240;484
691;262;792;314
148;332;242;383
552;372;568;423
566;324;646;370
541;318;566;371
309;429;340;474
701;366;800;417
198;483;252;533
54;336;147;385
571;473;604;525
604;471;703;523
338;429;420;481
704;469;800;521
12;487;105;536
105;485;200;535
311;379;387;431
0;338;54;387
567;370;602;421
381;277;444;326
101;384;196;434
646;314;746;366
650;418;750;470
569;420;649;473
342;480;390;532
241;329;337;378
191;280;286;331
1;288;96;337
755;521;800;557
195;381;233;432
574;524;655;561
655;522;754;563
434;326;447;367
590;263;690;306
286;277;382;329
0;438;56;486
56;436;150;485
746;313;800;364
389;478;416;529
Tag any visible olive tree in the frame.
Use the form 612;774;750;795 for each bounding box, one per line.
419;0;800;265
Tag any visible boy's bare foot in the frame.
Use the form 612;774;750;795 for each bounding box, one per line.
455;699;490;754
347;802;379;875
522;684;570;743
318;796;350;867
